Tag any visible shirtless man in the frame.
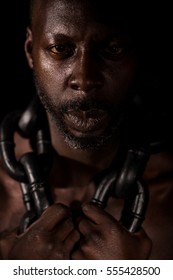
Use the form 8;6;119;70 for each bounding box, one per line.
0;0;173;260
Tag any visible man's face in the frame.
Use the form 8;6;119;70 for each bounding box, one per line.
26;0;139;150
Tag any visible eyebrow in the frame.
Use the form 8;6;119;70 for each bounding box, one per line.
42;23;135;49
46;32;73;41
46;31;131;43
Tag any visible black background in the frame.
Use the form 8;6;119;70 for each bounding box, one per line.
0;1;33;120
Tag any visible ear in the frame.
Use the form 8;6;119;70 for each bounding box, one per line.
24;27;34;69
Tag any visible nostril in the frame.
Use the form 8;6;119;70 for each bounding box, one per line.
69;78;103;92
70;82;80;91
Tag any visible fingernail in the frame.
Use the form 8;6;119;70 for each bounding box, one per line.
82;203;89;212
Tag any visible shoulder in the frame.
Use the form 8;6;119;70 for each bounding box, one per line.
144;149;173;182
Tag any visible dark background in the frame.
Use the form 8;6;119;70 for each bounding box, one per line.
0;1;172;147
0;0;34;120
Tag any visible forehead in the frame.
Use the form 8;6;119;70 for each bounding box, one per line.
31;0;137;36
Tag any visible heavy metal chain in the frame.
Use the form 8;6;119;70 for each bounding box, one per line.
0;96;154;233
0;96;53;233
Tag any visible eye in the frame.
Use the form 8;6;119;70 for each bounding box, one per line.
106;43;124;55
48;43;75;59
100;39;130;60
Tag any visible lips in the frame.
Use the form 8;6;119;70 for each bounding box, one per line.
64;109;110;135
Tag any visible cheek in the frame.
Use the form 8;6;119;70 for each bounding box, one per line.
33;52;70;96
36;63;62;90
107;58;138;103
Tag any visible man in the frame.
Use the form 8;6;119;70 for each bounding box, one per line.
0;0;172;259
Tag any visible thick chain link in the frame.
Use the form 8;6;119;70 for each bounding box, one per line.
0;95;153;233
0;96;53;233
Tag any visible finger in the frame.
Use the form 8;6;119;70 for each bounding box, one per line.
82;202;117;225
63;229;80;253
53;217;74;241
134;228;152;259
30;203;71;231
78;217;94;235
70;235;96;260
0;230;18;259
71;247;86;260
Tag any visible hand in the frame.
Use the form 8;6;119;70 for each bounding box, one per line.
1;203;80;260
71;202;152;260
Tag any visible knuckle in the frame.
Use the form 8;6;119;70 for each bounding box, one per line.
55;203;70;215
27;228;42;242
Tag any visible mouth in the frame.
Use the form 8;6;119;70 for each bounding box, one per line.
64;109;110;136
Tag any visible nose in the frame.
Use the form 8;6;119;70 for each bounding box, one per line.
68;50;104;93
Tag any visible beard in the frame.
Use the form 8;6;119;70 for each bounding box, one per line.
36;87;124;151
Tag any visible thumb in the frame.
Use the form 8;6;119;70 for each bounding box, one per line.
82;202;118;225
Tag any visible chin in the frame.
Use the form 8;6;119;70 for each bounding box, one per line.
62;129;115;151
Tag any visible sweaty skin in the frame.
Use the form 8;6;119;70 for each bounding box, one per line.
0;0;173;260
